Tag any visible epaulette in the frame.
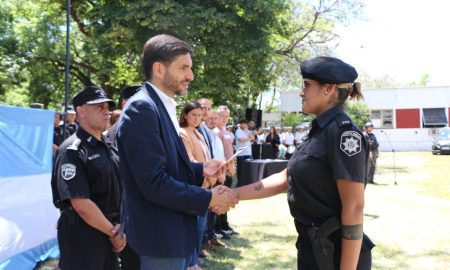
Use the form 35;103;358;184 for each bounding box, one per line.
67;138;82;151
335;113;352;128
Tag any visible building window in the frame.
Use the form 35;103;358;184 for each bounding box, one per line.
370;110;393;128
422;108;447;128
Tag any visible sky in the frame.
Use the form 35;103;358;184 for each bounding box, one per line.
334;0;450;86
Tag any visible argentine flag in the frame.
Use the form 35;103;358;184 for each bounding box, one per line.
0;104;60;270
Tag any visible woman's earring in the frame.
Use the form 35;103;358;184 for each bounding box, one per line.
325;91;328;95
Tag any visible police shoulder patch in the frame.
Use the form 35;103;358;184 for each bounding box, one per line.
340;131;362;157
61;163;76;180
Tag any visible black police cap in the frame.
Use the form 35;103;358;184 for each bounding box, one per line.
300;56;358;84
72;86;115;111
121;85;140;100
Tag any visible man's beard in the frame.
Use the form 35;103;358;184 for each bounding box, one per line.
162;72;188;96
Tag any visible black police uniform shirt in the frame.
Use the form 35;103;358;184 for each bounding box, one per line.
367;133;379;153
53;126;66;146
65;122;78;135
51;127;121;215
287;106;368;227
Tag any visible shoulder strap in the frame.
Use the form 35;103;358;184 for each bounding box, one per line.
334;113;352;129
67;138;81;151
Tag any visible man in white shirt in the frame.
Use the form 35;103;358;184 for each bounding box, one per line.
294;125;306;146
216;106;238;236
204;110;225;167
235;119;254;186
282;127;295;159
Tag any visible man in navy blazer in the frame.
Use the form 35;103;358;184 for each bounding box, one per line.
117;34;237;269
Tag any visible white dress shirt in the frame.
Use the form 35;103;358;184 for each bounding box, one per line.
147;82;180;135
205;126;225;161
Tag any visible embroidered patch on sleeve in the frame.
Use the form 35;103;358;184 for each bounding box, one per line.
61;163;76;180
340;131;362;157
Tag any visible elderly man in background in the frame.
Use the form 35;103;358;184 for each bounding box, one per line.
216;106;238;236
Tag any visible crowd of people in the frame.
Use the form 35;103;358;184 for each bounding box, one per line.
51;34;375;270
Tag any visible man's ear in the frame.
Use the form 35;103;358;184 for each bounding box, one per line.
76;106;85;119
152;62;165;80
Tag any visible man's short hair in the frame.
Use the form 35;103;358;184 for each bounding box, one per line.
141;34;193;80
217;105;230;113
239;119;248;124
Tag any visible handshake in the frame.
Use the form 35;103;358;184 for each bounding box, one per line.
208;185;239;215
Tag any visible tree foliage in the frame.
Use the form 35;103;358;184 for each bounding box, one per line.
0;0;363;112
345;100;370;130
281;112;313;129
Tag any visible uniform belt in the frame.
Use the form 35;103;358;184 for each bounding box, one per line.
60;207;119;223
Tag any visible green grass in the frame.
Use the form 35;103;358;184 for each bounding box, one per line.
206;152;450;270
37;152;450;270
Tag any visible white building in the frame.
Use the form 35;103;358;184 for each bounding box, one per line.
280;87;450;151
364;86;449;151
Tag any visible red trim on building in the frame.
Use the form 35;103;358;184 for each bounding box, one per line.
396;109;420;128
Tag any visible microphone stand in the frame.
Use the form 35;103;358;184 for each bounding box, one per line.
381;130;397;185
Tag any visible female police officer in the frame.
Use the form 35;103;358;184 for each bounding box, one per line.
235;56;374;270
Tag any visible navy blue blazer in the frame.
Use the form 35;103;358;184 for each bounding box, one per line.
117;83;212;257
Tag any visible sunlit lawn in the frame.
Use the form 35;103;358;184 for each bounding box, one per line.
38;152;450;270
203;152;450;270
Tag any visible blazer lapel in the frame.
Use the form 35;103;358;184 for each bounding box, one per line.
143;84;194;169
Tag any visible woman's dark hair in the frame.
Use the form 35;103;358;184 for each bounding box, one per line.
141;34;193;80
337;82;364;104
179;101;202;127
270;126;277;136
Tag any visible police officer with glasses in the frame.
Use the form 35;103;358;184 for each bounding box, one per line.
235;56;374;270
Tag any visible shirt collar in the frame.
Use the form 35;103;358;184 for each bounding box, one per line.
315;106;344;129
146;82;177;108
76;127;101;147
204;124;216;135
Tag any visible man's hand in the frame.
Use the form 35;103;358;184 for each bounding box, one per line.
217;175;226;185
109;224;126;253
209;186;239;214
226;160;236;176
204;159;225;178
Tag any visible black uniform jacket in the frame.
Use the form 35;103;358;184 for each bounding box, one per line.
287;106;368;226
51;127;121;215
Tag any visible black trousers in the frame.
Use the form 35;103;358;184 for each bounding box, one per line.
296;232;374;270
119;244;140;270
366;156;377;183
57;213;119;270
